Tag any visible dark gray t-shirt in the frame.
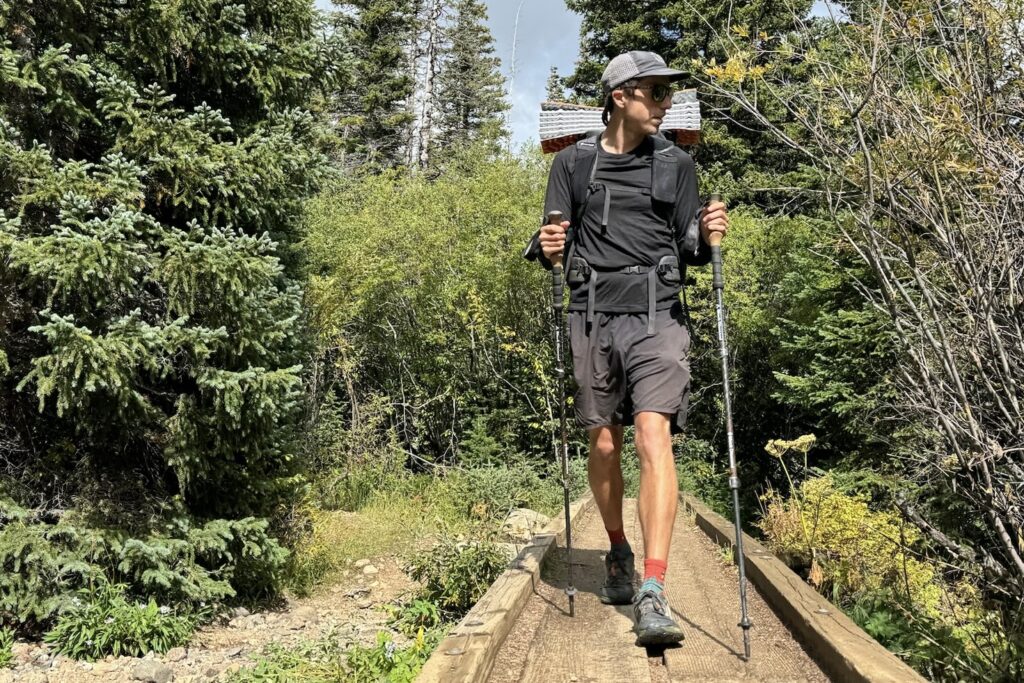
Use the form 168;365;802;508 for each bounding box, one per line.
543;135;706;313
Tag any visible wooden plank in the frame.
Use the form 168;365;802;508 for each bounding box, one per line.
518;498;650;682
417;494;595;683
680;493;926;683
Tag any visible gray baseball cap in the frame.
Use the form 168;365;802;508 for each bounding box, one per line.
601;51;687;91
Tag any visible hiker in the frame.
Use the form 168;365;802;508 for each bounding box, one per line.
528;51;728;646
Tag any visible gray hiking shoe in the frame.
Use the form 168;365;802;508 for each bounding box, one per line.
599;546;635;605
633;588;685;646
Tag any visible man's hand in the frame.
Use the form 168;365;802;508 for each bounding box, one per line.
540;220;570;265
700;201;729;245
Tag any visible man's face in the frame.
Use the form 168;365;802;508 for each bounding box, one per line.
616;76;674;134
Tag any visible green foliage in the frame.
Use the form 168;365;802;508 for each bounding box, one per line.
759;472;940;607
225;631;350;682
0;627;12;668
675;438;731;518
0;502;286;636
433;464;551;522
431;0;509;160
43;584;196;661
849;589;1008;683
758;473;1011;679
305;148;556;468
407;536;507;618
1;0;335;518
1;0;337;626
346;630;440;683
386;599;441;638
228;608;446;683
332;0;416;168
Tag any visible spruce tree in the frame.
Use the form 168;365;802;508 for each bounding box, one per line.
563;0;814;207
546;66;564;101
334;0;417;168
432;0;508;159
0;0;337;524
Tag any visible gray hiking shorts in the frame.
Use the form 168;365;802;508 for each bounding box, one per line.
568;302;692;434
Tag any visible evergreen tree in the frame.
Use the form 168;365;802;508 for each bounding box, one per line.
546;66;564;101
432;0;508;159
563;0;815;208
334;0;417;168
0;1;337;523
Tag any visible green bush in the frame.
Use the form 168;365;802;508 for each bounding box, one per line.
675;438;732;517
0;628;12;668
346;630;439;683
433;466;545;521
849;588;1004;683
0;502;286;636
226;634;349;683
43;584;197;661
304;150;553;470
385;599;442;638
407;536;507;618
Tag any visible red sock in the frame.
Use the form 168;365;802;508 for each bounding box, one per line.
644;559;668;584
607;527;628;546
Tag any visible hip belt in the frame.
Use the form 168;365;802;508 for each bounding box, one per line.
567;255;681;335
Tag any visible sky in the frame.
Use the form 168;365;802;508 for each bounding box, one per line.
314;1;833;150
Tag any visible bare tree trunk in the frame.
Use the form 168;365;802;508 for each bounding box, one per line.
417;0;443;169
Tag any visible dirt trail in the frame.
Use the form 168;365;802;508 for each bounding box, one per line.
3;555;417;683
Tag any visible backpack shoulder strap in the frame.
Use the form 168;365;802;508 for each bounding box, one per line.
570;133;601;215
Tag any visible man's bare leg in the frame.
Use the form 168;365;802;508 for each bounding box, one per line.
632;410;685;644
634;411;677;566
589;425;636;605
587;425;625;532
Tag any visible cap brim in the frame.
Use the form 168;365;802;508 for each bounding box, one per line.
636;66;689;81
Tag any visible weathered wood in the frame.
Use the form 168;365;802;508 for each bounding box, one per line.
417;494;595;682
680;493;926;683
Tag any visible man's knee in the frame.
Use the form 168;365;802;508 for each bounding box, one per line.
635;412;672;462
589;426;622;462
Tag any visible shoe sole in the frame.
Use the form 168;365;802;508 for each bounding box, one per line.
634;625;685;647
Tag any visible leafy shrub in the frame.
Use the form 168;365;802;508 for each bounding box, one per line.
345;630;440;683
759;473;1007;678
0;628;12;668
226;633;349;683
43;584;197;660
759;473;940;607
432;466;546;522
385;599;441;638
675;438;732;517
849;588;1006;683
407;536;507;617
0;502;286;635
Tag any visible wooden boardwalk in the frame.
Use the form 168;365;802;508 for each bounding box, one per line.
418;495;925;683
487;499;828;682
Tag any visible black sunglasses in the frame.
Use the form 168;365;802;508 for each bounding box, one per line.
629;83;674;102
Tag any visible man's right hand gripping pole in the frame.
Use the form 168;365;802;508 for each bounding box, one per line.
540;212;570;269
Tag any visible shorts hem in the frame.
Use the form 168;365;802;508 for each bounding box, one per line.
575;417;618;430
631;404;681;417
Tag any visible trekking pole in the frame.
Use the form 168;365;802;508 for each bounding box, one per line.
547;210;577;617
707;193;752;659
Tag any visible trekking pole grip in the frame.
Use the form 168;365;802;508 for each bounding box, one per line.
547;211;565;310
707;194;725;290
